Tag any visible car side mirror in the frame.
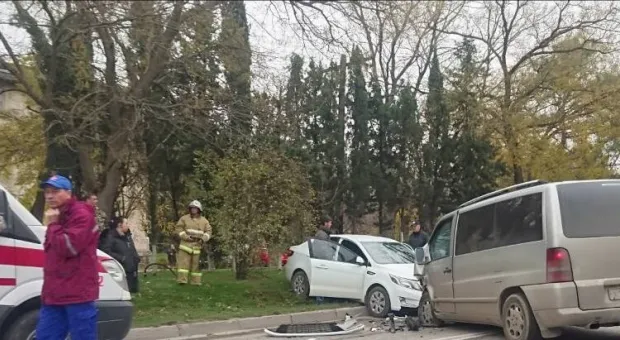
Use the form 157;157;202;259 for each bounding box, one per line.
414;248;428;265
355;256;366;266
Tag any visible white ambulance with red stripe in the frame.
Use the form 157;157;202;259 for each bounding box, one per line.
0;185;133;340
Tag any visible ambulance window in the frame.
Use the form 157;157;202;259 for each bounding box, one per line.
0;190;8;234
0;190;40;244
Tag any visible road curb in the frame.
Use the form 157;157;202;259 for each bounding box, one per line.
125;306;368;340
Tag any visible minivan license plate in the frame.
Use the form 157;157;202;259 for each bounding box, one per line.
607;287;620;301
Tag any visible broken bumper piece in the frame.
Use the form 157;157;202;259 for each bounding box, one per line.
264;317;364;337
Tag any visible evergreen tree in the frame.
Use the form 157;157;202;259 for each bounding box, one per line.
446;38;505;208
346;47;372;231
390;84;422;238
418;50;452;229
219;0;252;137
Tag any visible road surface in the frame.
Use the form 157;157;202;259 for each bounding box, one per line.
218;322;620;340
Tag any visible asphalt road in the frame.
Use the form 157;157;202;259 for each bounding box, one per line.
219;322;620;340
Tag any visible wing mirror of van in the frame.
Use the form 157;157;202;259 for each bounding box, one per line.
414;248;428;265
355;256;366;266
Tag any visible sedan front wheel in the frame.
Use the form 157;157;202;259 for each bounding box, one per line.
365;286;391;318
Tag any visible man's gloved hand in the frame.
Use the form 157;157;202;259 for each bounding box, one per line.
202;233;210;242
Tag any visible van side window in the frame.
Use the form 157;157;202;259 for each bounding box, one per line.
495;193;543;247
429;218;452;261
455;204;495;255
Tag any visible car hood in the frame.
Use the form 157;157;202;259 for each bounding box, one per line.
378;263;417;280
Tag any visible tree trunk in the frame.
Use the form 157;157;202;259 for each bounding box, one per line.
235;254;250;280
207;243;215;272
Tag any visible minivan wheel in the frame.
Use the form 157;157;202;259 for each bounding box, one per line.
502;293;542;340
4;310;39;340
419;291;444;327
291;270;310;299
365;286;391;318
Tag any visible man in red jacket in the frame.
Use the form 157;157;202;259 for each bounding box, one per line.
36;175;100;340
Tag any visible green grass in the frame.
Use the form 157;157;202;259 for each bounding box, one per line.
132;268;358;327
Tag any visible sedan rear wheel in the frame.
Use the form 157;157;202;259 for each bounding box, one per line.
365;286;391;318
291;270;310;299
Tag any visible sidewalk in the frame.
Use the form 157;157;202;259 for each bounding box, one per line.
126;306;368;340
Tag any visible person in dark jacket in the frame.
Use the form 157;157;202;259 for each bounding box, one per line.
37;175;99;340
315;216;332;240
408;220;429;249
102;216;141;293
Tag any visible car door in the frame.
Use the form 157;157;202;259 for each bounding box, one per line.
333;242;366;299
425;217;456;314
0;189;17;298
308;238;339;296
308;239;365;298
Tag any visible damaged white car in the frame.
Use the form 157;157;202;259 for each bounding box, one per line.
283;235;422;317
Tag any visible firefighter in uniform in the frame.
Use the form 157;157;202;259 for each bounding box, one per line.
175;200;212;285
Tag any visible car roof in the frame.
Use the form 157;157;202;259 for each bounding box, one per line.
330;234;398;243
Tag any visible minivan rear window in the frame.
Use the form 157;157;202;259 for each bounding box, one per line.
557;181;620;238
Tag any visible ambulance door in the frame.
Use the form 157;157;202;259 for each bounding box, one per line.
0;189;17;299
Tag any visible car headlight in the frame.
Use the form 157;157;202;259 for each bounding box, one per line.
390;274;422;291
101;258;129;292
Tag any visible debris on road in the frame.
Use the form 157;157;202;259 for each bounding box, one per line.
263;314;364;337
366;313;422;333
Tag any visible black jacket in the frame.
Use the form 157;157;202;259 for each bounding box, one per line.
408;231;429;249
102;229;141;273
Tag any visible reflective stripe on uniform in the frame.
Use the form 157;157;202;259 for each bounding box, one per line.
179;244;194;254
192;248;201;256
177;269;189;273
63;234;78;256
186;229;205;235
191;272;202;277
179;231;187;237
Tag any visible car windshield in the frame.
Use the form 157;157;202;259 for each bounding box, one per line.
361;242;416;264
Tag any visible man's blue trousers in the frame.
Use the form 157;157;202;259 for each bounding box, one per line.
36;302;97;340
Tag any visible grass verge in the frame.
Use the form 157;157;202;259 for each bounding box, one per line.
132;267;358;327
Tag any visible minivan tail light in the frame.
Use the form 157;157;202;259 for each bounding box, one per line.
546;248;573;283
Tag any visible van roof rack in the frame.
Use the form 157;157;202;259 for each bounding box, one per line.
458;179;548;209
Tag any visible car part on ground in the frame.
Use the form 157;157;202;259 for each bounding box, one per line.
367;313;421;333
263;315;364;337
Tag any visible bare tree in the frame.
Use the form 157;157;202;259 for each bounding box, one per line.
434;0;620;183
0;0;185;218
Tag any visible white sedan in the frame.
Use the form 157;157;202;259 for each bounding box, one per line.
282;234;422;317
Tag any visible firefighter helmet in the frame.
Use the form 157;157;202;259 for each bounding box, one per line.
188;200;202;212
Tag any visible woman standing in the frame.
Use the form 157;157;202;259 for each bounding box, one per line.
102;216;141;293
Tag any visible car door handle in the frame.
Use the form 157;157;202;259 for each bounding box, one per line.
443;267;452;274
316;264;329;270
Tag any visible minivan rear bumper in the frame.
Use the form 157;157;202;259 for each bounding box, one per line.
522;282;620;329
534;307;620;329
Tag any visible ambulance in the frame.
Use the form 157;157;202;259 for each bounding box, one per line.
0;184;133;340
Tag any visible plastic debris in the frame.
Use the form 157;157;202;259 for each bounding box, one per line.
264;314;364;337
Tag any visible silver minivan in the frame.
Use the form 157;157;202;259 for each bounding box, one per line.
414;179;620;340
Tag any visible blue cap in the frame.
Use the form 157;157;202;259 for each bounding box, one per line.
40;175;72;191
